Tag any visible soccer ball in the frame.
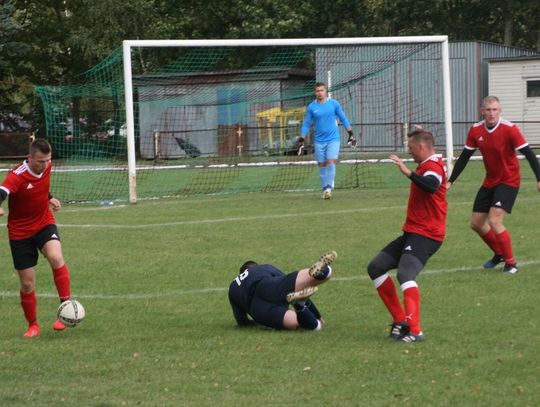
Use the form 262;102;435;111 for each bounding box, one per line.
57;299;85;327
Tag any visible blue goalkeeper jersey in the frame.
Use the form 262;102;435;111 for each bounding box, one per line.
300;98;351;143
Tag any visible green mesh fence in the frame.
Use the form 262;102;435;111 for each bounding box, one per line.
34;41;448;203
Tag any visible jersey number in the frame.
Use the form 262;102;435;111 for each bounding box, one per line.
235;270;249;286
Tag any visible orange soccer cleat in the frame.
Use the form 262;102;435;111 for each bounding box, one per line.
52;319;68;331
23;323;40;338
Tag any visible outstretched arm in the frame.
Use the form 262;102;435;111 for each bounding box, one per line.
447;148;475;186
230;299;255;327
518;145;540;192
388;155;441;193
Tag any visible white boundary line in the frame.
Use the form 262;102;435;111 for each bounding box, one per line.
0;260;537;300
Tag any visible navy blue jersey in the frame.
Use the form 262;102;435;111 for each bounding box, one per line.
228;264;283;326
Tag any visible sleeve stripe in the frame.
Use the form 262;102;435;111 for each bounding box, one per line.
464;145;476;150
0;186;10;195
424;171;442;183
515;142;528;151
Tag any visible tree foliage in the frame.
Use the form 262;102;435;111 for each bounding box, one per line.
1;0;540;131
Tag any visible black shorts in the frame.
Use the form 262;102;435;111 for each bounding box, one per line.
473;184;519;214
249;271;298;329
382;232;442;266
9;224;61;270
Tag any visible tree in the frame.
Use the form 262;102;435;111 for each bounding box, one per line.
0;1;31;129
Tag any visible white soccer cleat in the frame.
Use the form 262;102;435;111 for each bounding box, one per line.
322;188;332;199
286;286;318;304
309;251;337;279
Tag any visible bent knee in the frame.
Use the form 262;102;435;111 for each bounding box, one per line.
282;310;299;330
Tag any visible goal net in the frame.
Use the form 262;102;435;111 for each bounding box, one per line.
35;37;452;203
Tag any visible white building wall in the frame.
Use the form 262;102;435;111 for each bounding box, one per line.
489;59;540;144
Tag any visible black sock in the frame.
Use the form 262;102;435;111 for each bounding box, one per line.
313;265;331;281
296;307;319;330
305;300;321;319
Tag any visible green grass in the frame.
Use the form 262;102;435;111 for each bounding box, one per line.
0;161;539;405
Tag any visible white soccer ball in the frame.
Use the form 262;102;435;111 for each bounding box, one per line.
57;299;85;327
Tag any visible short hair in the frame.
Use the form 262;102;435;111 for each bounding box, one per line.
407;128;435;148
239;260;257;274
314;82;327;89
482;95;500;106
30;138;52;156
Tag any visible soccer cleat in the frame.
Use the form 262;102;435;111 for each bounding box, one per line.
388;321;410;340
398;332;425;343
322;188;332;199
483;254;504;269
23;323;40;338
309;251;337;279
286;286;318;304
502;263;518;274
53;319;68;331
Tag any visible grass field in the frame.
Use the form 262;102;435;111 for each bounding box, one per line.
0;161;538;406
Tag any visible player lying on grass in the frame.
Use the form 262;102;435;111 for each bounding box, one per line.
228;251;337;330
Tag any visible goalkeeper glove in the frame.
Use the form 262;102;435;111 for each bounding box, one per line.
297;136;305;156
347;130;357;148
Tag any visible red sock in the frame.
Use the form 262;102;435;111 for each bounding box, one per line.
481;229;502;256
402;285;421;335
376;275;406;322
53;264;71;302
20;290;37;325
496;230;516;265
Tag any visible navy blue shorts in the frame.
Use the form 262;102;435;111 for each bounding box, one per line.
473;184;519;214
9;224;60;270
249;271;298;329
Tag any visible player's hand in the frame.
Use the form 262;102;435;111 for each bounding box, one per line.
347;134;357;148
446;181;453;190
296;137;305;156
49;198;61;212
0;207;4;216
389;154;411;177
537;180;540;192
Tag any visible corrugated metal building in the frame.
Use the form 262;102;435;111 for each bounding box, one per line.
450;42;540;145
488;56;540;145
317;41;540;148
132;41;540;158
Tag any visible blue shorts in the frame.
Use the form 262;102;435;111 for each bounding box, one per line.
314;140;340;163
248;271;298;329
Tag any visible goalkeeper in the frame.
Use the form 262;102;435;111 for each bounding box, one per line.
228;251;336;330
299;82;354;199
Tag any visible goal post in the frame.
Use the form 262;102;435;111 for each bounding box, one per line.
35;36;454;204
122;36;454;203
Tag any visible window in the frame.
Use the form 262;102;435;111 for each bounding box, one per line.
526;80;540;97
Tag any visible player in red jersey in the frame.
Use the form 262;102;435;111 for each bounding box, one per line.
367;129;447;342
0;138;72;337
448;96;540;274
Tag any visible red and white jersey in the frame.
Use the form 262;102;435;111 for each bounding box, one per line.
0;160;55;240
403;154;448;242
465;118;528;188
